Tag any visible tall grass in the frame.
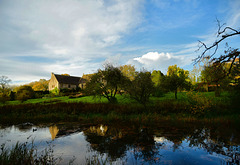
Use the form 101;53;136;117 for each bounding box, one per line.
0;141;61;165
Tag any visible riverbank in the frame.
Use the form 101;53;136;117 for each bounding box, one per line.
0;98;239;125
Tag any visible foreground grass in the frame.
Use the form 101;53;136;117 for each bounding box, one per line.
0;141;61;165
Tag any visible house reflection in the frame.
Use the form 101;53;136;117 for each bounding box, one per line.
49;125;59;140
89;125;108;136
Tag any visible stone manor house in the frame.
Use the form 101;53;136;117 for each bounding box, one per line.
48;72;86;91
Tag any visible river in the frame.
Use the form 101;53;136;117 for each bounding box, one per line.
0;122;239;164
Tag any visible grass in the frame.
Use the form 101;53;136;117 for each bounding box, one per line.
0;141;61;165
0;91;238;125
1;91;230;106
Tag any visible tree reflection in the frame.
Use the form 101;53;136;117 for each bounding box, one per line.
132;127;162;163
47;122;240;164
83;125;133;160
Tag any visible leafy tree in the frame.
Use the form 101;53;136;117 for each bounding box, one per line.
201;62;230;96
16;85;35;102
164;65;191;99
151;70;164;86
119;64;136;81
85;64;127;103
127;70;154;106
28;79;49;91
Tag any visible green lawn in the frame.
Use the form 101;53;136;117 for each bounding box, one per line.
0;91;231;106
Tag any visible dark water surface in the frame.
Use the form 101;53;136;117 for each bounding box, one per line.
0;122;239;165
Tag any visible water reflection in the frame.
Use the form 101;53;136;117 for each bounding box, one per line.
0;122;239;165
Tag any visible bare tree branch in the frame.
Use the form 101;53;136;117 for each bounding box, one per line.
195;19;240;64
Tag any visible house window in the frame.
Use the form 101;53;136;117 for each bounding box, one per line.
52;85;55;88
68;84;71;88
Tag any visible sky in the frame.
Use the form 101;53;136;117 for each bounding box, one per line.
0;0;239;85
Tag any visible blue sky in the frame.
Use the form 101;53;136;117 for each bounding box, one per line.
0;0;239;84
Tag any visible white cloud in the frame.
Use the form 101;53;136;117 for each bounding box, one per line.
0;0;144;83
128;52;192;73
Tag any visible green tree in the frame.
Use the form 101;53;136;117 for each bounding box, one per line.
201;62;230;96
164;65;191;99
119;64;136;81
16;85;35;102
127;70;154;106
85;64;127;103
151;70;164;86
151;70;165;97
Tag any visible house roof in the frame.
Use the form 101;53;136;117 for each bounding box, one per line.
54;74;81;85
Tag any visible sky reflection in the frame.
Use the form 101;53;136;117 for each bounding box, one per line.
0;123;239;165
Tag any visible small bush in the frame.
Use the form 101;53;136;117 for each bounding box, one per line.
50;87;60;96
16;85;35;102
0;93;9;104
186;91;214;115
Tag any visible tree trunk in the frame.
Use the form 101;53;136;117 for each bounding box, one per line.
215;83;221;97
175;89;177;99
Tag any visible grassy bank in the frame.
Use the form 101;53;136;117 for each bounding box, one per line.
0;92;231;105
0;92;238;125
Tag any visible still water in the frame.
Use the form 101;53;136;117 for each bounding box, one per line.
0;122;239;165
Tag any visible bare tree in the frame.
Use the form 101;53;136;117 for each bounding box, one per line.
0;76;11;92
196;19;240;76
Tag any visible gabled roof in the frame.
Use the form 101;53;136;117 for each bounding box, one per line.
54;74;81;85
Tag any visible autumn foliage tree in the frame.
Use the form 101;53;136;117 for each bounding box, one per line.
28;79;49;91
119;64;136;81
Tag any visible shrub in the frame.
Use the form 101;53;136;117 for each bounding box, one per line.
16;85;35;102
186;91;214;115
50;87;60;96
0;93;9;104
152;86;165;97
229;84;240;110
